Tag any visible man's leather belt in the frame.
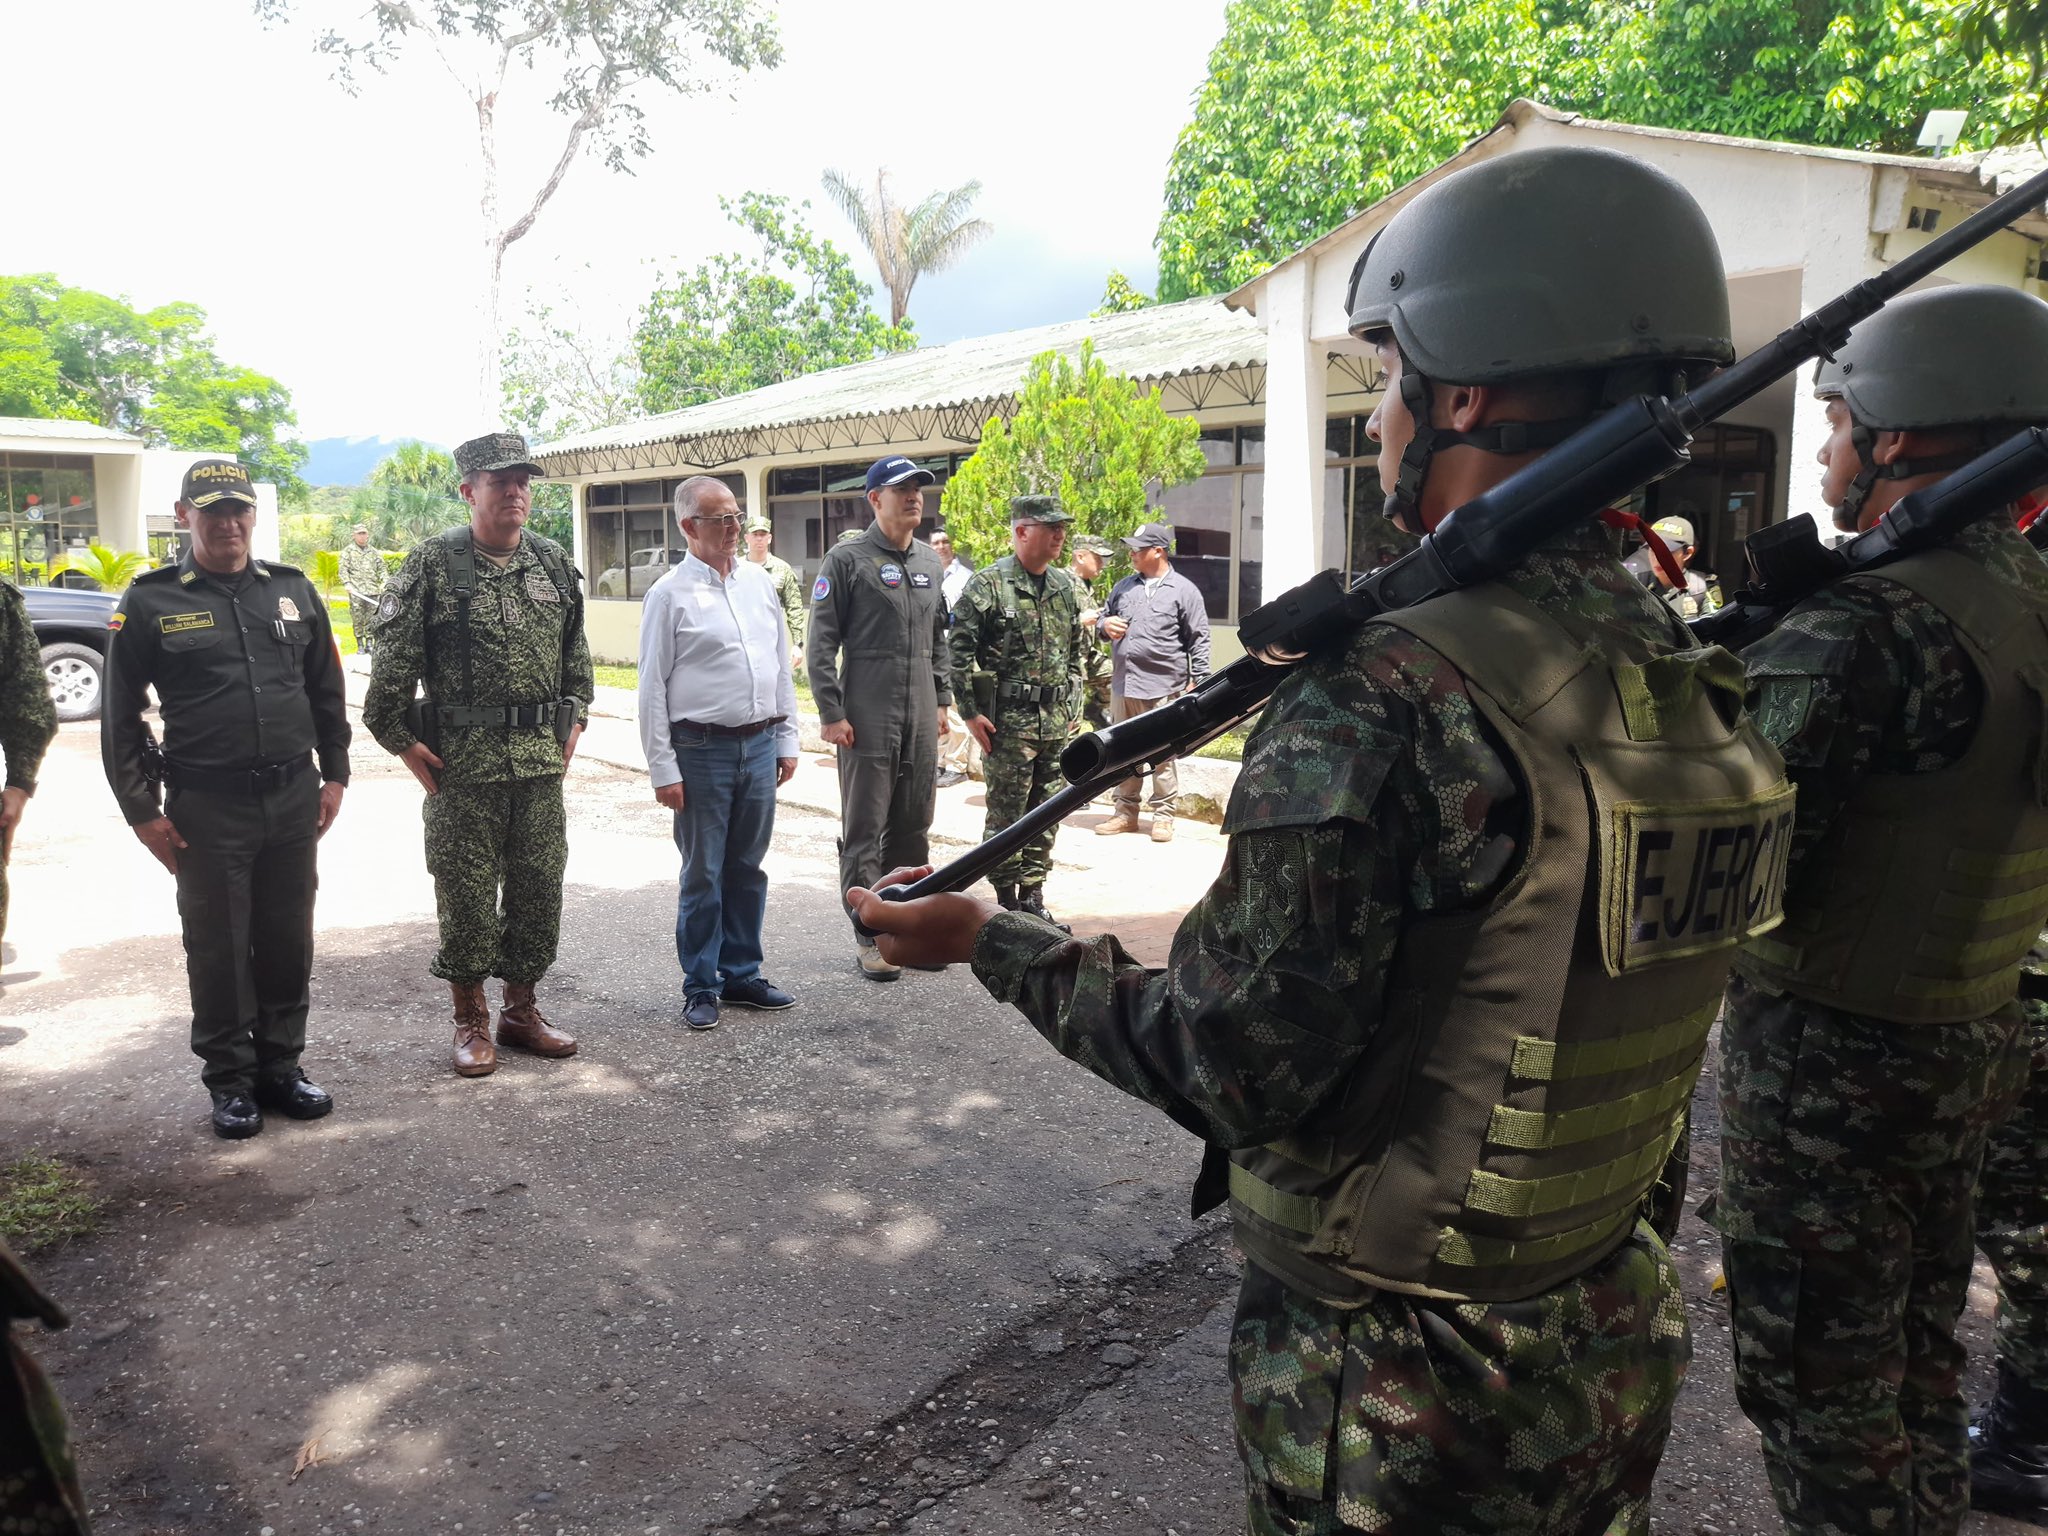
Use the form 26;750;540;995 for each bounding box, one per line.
437;702;567;729
164;754;313;796
997;680;1064;704
673;716;786;739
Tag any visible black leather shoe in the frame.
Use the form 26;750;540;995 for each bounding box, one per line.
722;977;795;1010
684;992;721;1031
209;1091;263;1140
936;768;968;788
253;1069;334;1120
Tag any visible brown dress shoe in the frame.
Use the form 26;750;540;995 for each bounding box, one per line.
498;981;578;1058
451;981;496;1077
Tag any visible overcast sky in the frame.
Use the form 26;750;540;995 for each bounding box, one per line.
1;0;1229;448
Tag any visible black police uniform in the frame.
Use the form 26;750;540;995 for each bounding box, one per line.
101;552;351;1097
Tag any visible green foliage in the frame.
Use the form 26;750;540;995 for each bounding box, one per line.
0;273;309;500
528;479;573;546
940;341;1207;569
370;441;456;496
1093;271;1156;316
311;548;342;599
49;542;151;590
819;168;992;326
635;193;916;414
1954;2;2048;138
1156;0;2042;300
0;1155;102;1254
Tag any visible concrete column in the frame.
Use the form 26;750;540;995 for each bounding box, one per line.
92;453;144;555
568;481;589;578
1259;263;1328;598
1786;165;1878;535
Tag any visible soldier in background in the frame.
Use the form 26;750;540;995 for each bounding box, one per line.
1065;533;1114;732
949;495;1087;929
1715;285;2048;1534
742;514;806;666
363;433;594;1078
0;1238;89;1534
0;576;56;962
339;522;389;659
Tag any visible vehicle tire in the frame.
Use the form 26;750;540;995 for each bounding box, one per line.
41;642;105;723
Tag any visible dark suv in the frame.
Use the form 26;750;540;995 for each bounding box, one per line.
22;585;118;722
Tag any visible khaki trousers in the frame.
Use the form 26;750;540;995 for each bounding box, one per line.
1109;692;1178;817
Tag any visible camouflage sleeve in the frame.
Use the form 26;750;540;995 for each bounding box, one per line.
0;587;56;795
971;623;1524;1148
777;565;806;650
362;549;430;754
1741;577;1979;890
948;574;995;715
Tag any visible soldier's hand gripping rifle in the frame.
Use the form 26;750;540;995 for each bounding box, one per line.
865;162;2048;922
1692;426;2048;652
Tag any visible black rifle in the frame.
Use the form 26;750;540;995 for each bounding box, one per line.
866;162;2048;920
1693;427;2048;652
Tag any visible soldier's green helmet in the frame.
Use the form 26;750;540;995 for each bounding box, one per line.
1345;145;1734;525
1815;284;2048;525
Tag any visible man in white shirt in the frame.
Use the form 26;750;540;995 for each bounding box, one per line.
637;477;801;1031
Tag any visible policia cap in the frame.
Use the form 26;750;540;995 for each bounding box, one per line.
181;459;258;509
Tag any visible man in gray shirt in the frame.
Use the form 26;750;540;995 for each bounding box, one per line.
1094;521;1210;844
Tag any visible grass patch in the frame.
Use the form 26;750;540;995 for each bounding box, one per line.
1192;726;1248;762
593;663;636;691
0;1156;103;1253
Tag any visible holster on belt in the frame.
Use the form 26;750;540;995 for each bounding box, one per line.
971;670;996;718
403;694;442;756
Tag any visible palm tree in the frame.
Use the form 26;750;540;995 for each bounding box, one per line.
50;542;151;590
311;549;343;602
370;441;457;497
820;168;993;327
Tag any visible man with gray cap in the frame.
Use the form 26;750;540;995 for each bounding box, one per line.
805;455;952;979
1626;514;1721;618
1095;521;1210;842
364;431;594;1077
743;512;806;661
339;521;388;658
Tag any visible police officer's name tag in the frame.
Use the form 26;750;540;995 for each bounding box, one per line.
160;611;215;634
1612;786;1796;969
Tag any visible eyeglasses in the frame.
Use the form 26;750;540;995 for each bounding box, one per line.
688;514;743;528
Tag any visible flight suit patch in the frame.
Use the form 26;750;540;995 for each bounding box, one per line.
812;575;831;602
911;572;931;588
159;611;215;635
879;563;903;589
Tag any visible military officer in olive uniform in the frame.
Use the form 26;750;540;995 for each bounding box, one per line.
805;455;952;981
0;1239;89;1535
0;576;57;959
950;495;1088;928
857;148;1789;1534
339;522;388;658
102;459;351;1139
743;514;806;661
364;433;594;1077
1065;533;1115;732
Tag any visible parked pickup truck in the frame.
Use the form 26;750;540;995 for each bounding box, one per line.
22;584;118;722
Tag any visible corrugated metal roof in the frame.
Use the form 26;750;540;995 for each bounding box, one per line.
0;416;144;445
533;296;1265;463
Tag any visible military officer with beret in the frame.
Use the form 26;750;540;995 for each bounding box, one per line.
805;455;952;981
102;458;351;1139
950;495;1088;927
0;574;56;962
364;432;594;1078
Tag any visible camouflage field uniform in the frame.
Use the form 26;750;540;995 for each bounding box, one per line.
754;551;806;654
0;581;57;951
949;556;1086;895
1066;560;1113;734
1978;935;2048;1392
973;526;1703;1533
362;531;594;985
339;540;388;653
1716;513;2044;1534
0;1238;89;1534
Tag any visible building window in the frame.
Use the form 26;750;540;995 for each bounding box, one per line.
0;452;97;585
1324;413;1415;577
582;473;743;599
1154;426;1263;624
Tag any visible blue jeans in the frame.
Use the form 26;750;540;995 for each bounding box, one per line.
671;726;778;998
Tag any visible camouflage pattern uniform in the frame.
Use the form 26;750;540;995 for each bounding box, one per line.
0;581;57;950
949;554;1087;897
1979;934;2048;1392
362;531;594;984
753;550;806;654
1065;549;1114;734
0;1238;89;1534
339;538;388;654
973;526;1700;1534
1715;512;2043;1534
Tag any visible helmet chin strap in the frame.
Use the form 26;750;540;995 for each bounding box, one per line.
1838;417;1991;528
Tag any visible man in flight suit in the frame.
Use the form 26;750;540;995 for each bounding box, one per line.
805;455;952;981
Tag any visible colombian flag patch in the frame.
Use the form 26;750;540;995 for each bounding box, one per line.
107;612;125;631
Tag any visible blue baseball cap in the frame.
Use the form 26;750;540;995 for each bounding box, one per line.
865;456;936;494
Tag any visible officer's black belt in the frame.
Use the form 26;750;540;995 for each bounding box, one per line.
2019;972;2048;1003
163;754;313;796
434;701;570;729
996;680;1064;704
672;716;787;739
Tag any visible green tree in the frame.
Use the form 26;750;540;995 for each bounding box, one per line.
370;441;457;496
49;543;151;590
367;442;468;546
940;341;1207;569
1093;270;1156;316
819;168;992;327
259;0;782;419
1955;2;2048;138
635;193;916;414
502;291;640;442
311;548;343;601
1155;0;2040;300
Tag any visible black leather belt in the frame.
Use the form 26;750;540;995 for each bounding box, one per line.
164;754;313;796
997;680;1064;704
437;702;566;729
673;716;786;739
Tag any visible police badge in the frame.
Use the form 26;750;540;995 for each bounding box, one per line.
278;596;301;621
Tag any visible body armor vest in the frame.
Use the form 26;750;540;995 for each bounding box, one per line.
1738;549;2048;1024
1228;584;1792;1304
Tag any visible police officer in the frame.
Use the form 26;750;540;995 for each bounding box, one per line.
363;433;594;1077
0;1238;88;1534
103;458;351;1138
949;495;1087;928
805;455;952;981
0;576;56;961
1629;514;1722;617
855;146;1788;1533
742;513;806;662
1715;285;2048;1535
339;521;388;658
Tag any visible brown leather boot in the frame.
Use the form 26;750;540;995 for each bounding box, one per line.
451;982;495;1077
498;982;578;1058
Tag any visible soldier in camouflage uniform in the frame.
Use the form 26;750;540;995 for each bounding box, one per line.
339;523;388;657
1066;534;1114;733
363;433;595;1078
743;514;806;663
1713;285;2048;1535
0;578;57;958
856;148;1789;1534
0;1239;89;1535
950;496;1087;928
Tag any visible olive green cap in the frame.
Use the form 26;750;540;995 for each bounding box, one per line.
1071;534;1114;557
1814;284;2048;430
1346;146;1734;385
1009;494;1073;526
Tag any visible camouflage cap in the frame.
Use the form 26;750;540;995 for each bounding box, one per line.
1072;534;1114;558
1010;494;1074;526
352;522;371;534
454;432;542;478
743;514;771;534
